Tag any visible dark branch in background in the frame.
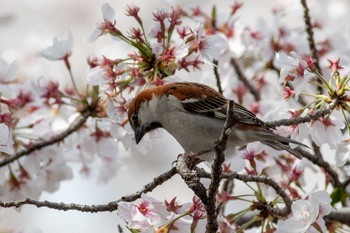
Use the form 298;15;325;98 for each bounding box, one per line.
230;58;261;102
300;0;323;93
326;210;350;225
0;105;96;168
213;59;223;95
206;100;238;233
343;177;350;189
268;98;338;127
295;148;342;188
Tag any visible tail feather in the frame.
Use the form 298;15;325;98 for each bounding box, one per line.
262;141;303;159
257;131;308;159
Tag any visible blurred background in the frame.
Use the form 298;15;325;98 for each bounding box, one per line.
0;0;349;232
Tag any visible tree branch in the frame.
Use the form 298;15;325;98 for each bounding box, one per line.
0;105;95;168
196;170;292;217
300;0;322;76
175;155;208;205
119;167;177;202
268;98;338;127
0;167;177;212
295;147;342;188
300;0;323;95
230;58;261;102
206;100;238;233
326;210;350;225
213;59;223;95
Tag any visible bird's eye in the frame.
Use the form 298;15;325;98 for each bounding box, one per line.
132;114;138;122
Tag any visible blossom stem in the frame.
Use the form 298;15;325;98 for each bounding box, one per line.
236;216;260;233
341;108;350;134
63;58;83;101
314;70;334;94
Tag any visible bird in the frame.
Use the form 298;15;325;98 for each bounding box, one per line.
127;82;306;161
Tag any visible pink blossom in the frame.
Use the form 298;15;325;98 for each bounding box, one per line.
118;194;168;230
274;51;314;98
88;3;117;42
327;58;343;72
191;25;228;62
310;116;344;149
276;190;331;233
37;31;73;61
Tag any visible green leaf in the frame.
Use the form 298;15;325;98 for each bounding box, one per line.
330;188;348;206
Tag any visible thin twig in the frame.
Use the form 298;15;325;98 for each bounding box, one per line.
0;105;95;168
268;98;338;127
0;198;118;213
0;167;177;212
213;59;223;95
206;100;237;233
119;167;177;202
300;0;323;93
197;170;292;217
230;58;261;101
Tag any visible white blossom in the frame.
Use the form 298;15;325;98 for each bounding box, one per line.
37;31;73;61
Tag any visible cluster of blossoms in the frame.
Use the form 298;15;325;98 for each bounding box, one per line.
118;195;208;232
86;3;227;122
1;1;350;233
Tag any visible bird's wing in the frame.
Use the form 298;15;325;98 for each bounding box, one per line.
181;95;272;129
162;82;270;129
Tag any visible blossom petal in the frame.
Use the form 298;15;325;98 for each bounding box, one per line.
102;3;115;21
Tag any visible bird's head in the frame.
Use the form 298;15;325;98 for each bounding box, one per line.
127;87;164;144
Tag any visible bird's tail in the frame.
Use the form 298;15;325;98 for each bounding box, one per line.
257;131;307;159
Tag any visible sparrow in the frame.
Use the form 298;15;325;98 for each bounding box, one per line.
127;82;305;161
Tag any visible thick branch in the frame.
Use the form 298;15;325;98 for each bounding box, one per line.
175;155;208;205
206;100;237;233
0;105;95;168
230;58;261;101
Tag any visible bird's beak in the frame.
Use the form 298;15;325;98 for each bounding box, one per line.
134;126;146;144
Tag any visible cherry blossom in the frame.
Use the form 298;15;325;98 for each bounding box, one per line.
88;3;117;42
0;57;18;83
37;31;73;61
191;25;228;62
335;139;350;167
0;123;14;155
276;190;331;233
118;193;168;230
274;51;315;98
310;116;344;149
